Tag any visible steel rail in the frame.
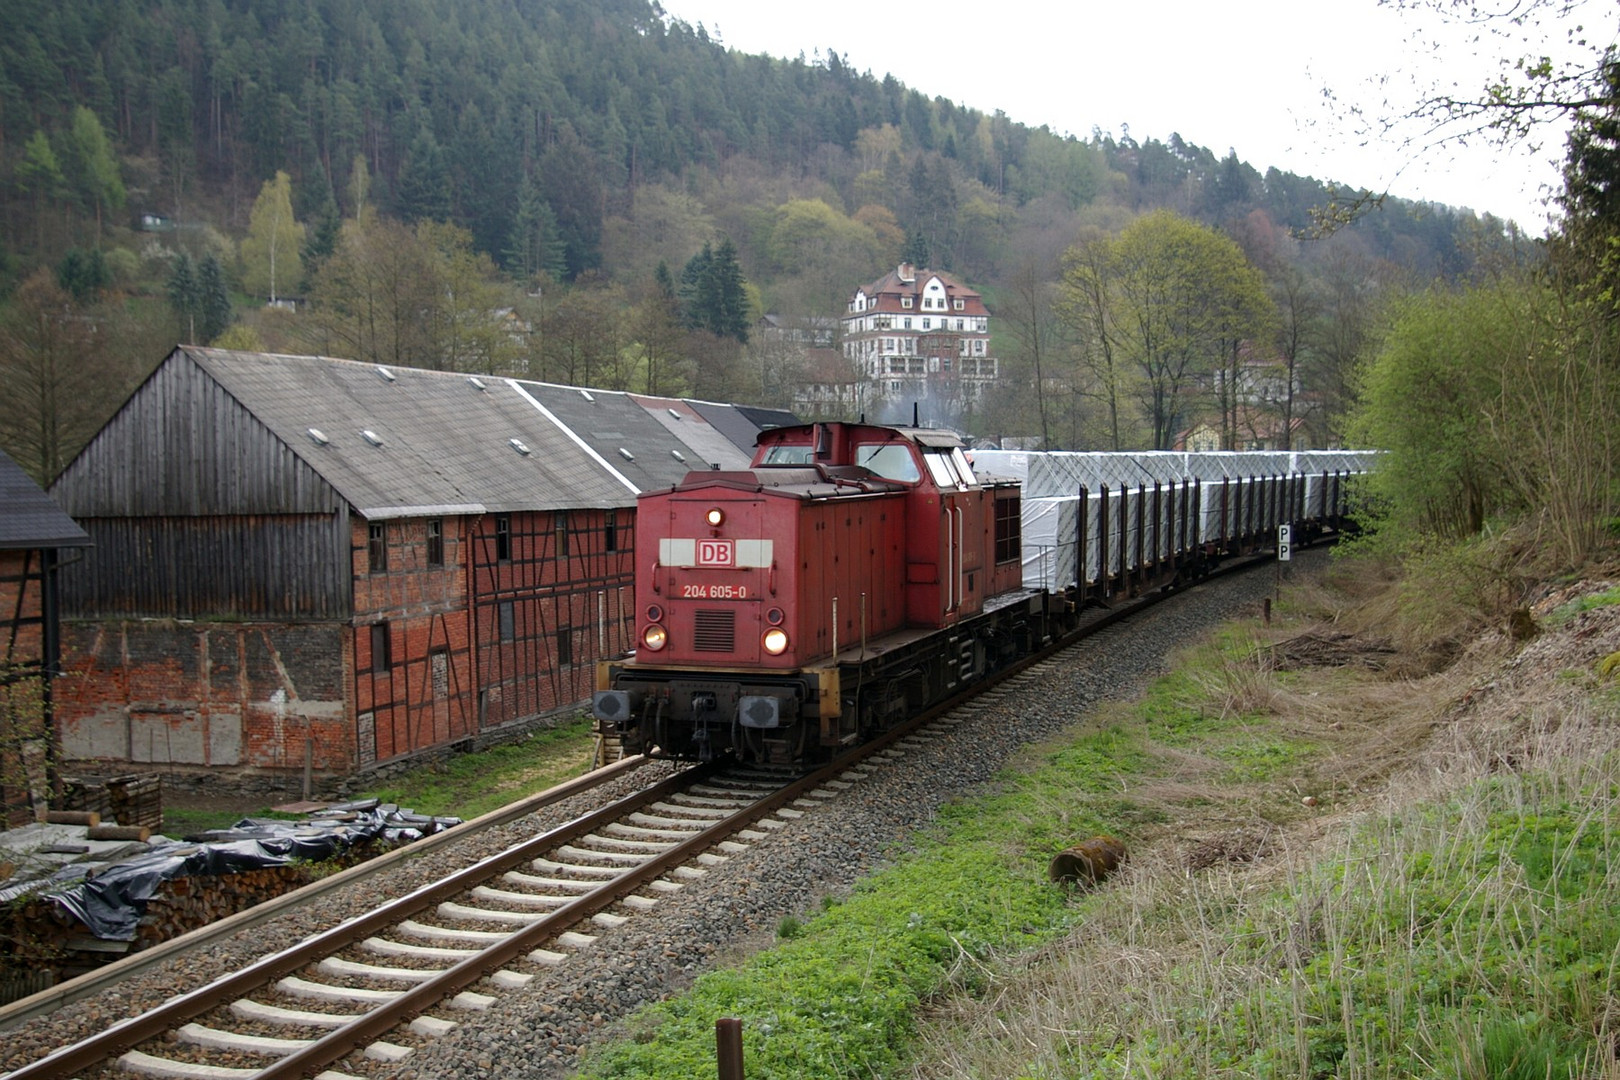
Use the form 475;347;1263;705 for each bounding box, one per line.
0;753;652;1034
259;760;857;1079
2;760;705;1080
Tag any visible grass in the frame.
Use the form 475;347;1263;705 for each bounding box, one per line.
573;564;1620;1080
160;806;305;837
358;715;599;820
160;715;600;835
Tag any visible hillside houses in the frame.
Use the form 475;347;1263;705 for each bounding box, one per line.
46;347;793;785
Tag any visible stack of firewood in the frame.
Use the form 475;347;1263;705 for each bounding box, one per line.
56;774;163;830
106;775;163;830
56;776;113;819
129;864;322;948
3;860;351;992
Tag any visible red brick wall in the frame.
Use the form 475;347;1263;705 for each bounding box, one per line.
470;508;636;729
54;620;351;773
46;506;636;780
350;515;476;766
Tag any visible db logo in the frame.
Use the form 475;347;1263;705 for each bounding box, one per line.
698;539;734;566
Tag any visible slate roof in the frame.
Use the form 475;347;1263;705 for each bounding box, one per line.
167;348;798;517
628;394;753;475
0;447;90;550
186;348;633;516
689;402;799;456
849;265;988;317
514;382;706;493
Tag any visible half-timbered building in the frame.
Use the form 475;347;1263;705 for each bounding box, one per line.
47;347;782;783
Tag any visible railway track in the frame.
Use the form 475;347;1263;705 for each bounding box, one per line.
2;752;898;1080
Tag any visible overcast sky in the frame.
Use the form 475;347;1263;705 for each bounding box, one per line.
661;0;1616;234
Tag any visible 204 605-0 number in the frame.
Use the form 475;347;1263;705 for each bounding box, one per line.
681;583;748;599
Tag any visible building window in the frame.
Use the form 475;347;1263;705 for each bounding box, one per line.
954;298;964;311
368;522;387;573
498;601;515;642
922;318;931;330
554;511;568;556
369;622;391;670
901;296;912;308
556;628;573;666
605;509;618;552
495;515;511;561
427;518;444;567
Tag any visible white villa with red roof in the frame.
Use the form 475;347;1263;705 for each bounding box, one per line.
838;263;998;421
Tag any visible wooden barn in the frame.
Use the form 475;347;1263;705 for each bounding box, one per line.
47;347;784;783
1;448;91;827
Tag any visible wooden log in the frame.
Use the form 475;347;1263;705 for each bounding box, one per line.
87;824;151;842
1048;835;1128;887
44;810;100;827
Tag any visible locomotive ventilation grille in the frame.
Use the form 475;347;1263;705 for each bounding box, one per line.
692;609;737;652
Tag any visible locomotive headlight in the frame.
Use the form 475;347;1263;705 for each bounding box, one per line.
642;624;668;651
705;507;725;527
762;627;789;655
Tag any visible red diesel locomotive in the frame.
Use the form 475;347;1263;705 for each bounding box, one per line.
591;421;1060;766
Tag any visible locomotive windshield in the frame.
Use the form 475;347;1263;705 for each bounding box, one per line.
855;443;921;482
759;445;814;465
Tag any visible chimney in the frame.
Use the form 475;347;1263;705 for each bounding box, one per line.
897;262;915;283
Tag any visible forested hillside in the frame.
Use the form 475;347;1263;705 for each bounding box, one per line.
0;0;1525;481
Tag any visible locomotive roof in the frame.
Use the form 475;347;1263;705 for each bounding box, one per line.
664;464;907;500
753;421;965;449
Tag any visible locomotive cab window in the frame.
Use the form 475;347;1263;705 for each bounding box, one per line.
923;449;972;490
855;443;920;483
995;495;1022;564
759;444;814;465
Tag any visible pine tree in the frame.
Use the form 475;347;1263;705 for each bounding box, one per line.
397;126;452;223
197;254;233;342
57;248;109;301
167;251;199;341
678;240;750;343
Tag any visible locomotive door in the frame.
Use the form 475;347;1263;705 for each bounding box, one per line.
942;493;964;617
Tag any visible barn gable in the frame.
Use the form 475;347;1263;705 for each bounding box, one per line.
51;349;352;619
